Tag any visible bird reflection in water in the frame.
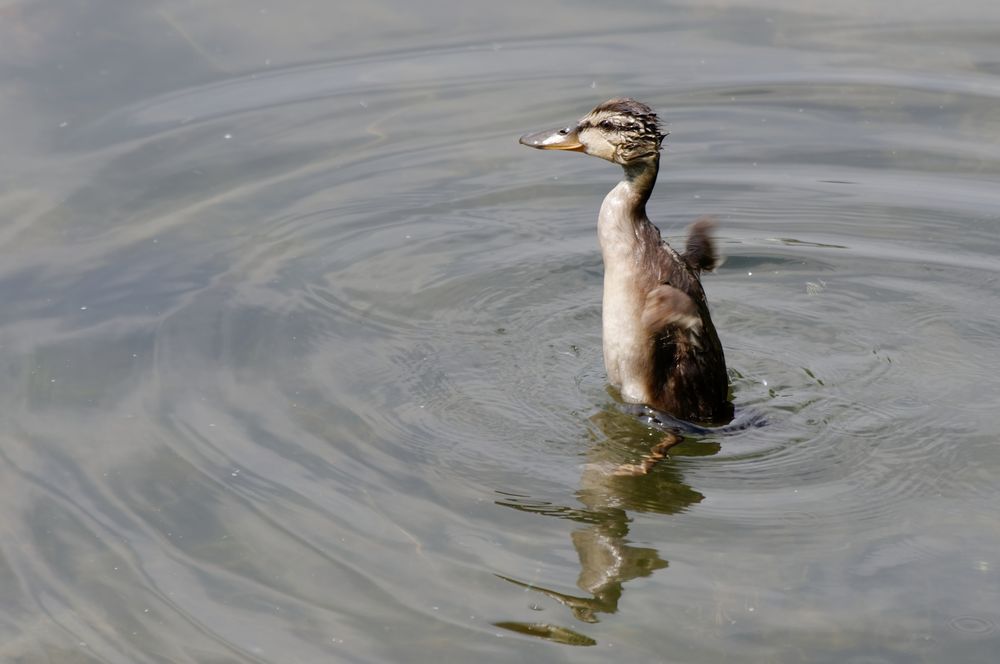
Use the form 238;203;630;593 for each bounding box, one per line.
493;403;721;643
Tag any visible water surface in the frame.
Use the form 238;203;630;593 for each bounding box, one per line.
2;1;1000;661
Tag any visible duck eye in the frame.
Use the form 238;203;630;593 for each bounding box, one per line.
598;120;615;130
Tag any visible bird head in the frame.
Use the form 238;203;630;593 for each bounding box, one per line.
519;97;665;166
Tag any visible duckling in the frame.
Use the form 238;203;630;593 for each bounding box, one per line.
520;98;733;425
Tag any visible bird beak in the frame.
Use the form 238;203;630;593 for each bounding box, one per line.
518;125;585;151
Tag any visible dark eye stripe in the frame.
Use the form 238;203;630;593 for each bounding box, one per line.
583;115;663;139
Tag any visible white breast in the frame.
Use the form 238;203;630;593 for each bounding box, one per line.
597;182;654;404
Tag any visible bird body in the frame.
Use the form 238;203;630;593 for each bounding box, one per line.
520;98;733;425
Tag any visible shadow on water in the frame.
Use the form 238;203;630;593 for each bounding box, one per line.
490;403;762;645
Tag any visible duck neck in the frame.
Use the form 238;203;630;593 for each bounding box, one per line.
621;156;659;218
598;156;660;253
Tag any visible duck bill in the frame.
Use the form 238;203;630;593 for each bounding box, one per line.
518;126;584;151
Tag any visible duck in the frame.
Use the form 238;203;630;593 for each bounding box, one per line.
520;97;733;425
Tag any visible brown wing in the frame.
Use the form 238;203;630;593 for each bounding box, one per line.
641;284;701;341
638;220;733;424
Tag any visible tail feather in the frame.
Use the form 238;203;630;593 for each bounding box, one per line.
683;216;721;273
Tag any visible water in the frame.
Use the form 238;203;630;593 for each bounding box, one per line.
2;1;999;661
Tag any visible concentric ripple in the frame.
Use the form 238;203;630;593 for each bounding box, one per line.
3;4;1000;662
949;615;997;637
